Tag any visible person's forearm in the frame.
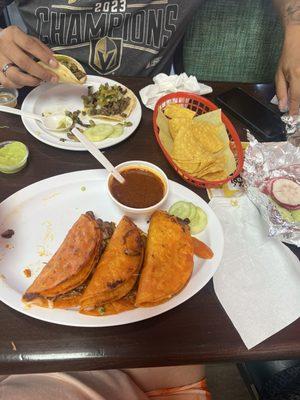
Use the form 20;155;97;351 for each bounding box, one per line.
274;0;300;114
274;0;300;27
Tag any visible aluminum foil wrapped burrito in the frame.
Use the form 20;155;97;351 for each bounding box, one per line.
242;134;300;247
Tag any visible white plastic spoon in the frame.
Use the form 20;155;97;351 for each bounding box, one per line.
0;105;73;132
72;127;125;184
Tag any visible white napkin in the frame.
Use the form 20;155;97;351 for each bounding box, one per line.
210;195;300;350
139;73;213;110
271;95;279;105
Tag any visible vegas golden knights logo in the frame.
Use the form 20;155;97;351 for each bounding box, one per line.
89;37;123;75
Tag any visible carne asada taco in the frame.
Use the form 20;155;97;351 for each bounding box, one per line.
40;54;87;84
82;83;136;121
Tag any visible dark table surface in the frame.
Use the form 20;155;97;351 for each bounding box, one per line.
0;78;299;375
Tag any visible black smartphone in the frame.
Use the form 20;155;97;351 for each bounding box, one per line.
216;87;286;141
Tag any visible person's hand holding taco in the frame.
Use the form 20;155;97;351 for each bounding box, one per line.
0;26;87;89
0;26;59;89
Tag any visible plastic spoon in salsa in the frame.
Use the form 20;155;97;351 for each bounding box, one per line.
0;105;73;132
71;127;125;184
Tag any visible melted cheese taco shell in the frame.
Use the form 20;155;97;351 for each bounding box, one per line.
80;287;137;316
80;216;144;312
22;212;102;307
25;289;84;309
39;54;87;84
135;211;194;307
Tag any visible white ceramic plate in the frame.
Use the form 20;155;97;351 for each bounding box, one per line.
0;170;223;327
21;76;142;151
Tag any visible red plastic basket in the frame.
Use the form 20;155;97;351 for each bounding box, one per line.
153;92;244;188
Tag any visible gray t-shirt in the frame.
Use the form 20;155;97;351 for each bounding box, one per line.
13;0;200;76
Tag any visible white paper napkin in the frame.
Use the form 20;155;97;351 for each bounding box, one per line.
271;95;279;105
139;73;213;110
210;195;300;350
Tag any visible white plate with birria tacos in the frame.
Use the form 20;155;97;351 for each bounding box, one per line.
0;169;223;327
22;71;142;151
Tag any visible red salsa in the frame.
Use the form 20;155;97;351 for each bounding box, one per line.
110;167;165;208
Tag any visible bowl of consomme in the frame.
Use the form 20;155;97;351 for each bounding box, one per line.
107;160;169;216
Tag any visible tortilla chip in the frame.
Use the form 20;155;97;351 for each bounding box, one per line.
220;147;236;176
157;105;237;182
174;159;203;175
200;170;229;181
135;211;194;307
194;109;236;176
169;118;193;140
172;128;216;173
164;104;196;119
191;122;225;153
23;213;102;304
157;108;174;153
80;216;144;310
194;108;222;126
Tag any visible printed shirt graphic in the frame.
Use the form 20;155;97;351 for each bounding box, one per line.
15;0;200;76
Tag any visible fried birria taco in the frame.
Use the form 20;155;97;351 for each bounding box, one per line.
81;287;137;316
80;216;144;313
40;54;87;84
135;211;194;307
22;212;103;308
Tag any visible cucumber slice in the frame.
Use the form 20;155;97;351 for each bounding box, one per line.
190;207;208;234
168;201;207;234
84;124;114;142
273;202;294;223
187;203;197;222
110;124;124;138
169;201;193;220
291;209;300;222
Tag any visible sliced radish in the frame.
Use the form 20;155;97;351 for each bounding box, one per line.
277;203;300;211
262;177;279;195
271;178;300;208
273;203;300;211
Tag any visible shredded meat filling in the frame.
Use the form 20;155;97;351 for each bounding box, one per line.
60;59;86;80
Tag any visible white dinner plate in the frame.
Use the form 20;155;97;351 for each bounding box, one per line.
0;170;223;327
21;76;142;151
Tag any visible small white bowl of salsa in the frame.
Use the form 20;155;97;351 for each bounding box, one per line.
107;160;169;216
